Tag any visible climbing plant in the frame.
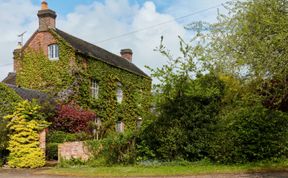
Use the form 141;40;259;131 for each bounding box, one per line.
75;56;151;135
16;29;152;136
16;31;76;94
5;100;50;168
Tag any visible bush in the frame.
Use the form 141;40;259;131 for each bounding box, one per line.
0;83;22;163
46;143;59;160
5;100;50;168
139;75;224;161
49;103;95;133
86;132;137;165
211;103;288;163
47;131;89;143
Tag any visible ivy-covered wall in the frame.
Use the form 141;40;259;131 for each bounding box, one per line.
15;30;152;135
16;31;76;94
76;55;151;134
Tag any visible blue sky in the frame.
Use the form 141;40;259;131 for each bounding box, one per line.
31;0;177;15
0;0;228;81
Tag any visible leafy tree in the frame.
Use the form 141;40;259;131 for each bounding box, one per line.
206;0;288;109
140;74;224;161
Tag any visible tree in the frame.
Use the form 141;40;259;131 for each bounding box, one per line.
207;0;288;109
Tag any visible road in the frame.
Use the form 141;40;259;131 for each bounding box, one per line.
2;168;288;178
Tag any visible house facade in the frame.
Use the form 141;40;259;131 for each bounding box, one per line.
7;1;151;133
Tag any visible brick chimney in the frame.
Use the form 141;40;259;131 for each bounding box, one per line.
13;42;22;72
120;49;133;62
37;0;57;32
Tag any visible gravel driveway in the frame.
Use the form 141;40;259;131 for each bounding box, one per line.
2;168;288;178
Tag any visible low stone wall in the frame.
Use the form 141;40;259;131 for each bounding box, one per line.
58;141;90;161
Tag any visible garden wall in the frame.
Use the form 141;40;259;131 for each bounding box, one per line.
58;141;90;161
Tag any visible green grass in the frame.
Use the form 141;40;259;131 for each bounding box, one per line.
37;160;288;177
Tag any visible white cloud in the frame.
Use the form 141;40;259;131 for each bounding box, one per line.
0;0;224;82
0;0;37;80
58;0;186;78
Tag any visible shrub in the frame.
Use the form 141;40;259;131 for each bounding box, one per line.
46;143;59;160
86;132;137;165
49;103;95;133
211;103;288;163
0;83;22;163
5;100;50;168
47;131;89;143
139;74;224;161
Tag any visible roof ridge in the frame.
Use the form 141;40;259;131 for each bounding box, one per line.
54;28;149;78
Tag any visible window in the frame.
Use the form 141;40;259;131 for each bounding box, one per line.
48;44;59;60
91;79;99;99
116;121;124;133
116;82;123;104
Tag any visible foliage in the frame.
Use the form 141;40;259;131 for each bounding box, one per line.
206;0;288;110
211;103;288;163
0;83;22;164
85;132;137;165
5;100;50;168
47;131;89;143
49;104;95;133
46;143;59;160
140;74;224;161
16;31;76;94
16;29;152;136
76;55;152;135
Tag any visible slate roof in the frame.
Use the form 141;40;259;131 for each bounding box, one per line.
2;72;16;85
55;28;149;78
4;83;54;104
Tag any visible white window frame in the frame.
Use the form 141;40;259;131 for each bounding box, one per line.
116;82;123;104
91;79;99;99
48;44;59;60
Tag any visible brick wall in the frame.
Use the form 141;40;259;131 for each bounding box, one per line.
13;31;57;73
27;32;57;56
39;129;47;155
58;141;91;161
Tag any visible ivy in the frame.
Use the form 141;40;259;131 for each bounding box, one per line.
75;55;152;135
16;31;76;94
15;29;152;136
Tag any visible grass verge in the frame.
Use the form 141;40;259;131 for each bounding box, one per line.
36;160;288;177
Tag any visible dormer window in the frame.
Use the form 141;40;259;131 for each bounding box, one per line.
48;44;59;60
91;79;99;99
116;82;123;104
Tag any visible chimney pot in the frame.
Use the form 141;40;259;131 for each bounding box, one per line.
120;49;133;62
41;1;48;10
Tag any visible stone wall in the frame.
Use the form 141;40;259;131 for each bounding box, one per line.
58;141;91;161
39;129;47;154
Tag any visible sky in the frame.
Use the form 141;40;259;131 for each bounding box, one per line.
0;0;229;81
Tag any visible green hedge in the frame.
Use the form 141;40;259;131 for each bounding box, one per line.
46;143;59;160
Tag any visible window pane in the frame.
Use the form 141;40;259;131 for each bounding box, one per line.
91;80;99;99
48;44;59;60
